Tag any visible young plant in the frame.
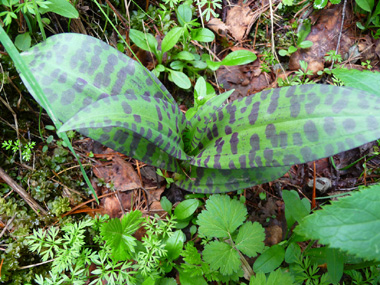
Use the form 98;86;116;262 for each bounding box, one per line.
14;32;380;194
2;139;36;161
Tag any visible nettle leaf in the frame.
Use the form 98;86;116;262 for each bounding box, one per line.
295;184;380;261
197;195;246;238
100;210;144;261
203;241;241;275
191;85;380;170
235;221;265;258
174;164;289;193
332;68;380;96
59;94;189;172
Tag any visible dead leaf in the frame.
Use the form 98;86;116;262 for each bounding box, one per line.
289;5;354;74
217;60;272;100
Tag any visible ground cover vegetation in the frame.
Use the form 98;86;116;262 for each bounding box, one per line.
1;0;380;284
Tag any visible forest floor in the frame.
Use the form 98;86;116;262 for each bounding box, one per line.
1;0;380;283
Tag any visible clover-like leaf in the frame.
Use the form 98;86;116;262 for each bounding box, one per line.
197;195;246;238
203;241;240;275
235;221;265;258
295;184;380;261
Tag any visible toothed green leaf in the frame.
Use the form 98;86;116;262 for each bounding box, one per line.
197;195;246;238
235;222;265;258
295;184;380;261
203;241;241;275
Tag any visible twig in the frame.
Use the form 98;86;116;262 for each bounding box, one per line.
0;215;16;239
0;167;47;215
19;259;54;270
332;0;347;68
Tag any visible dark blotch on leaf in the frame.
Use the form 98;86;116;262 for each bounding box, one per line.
267;89;280;114
225;125;232;135
265;124;278;147
212;124;218;138
293;133;302;146
304;120;318;142
283;154;300;165
367;115;379;131
122;101;132;114
61;89;75;105
230;132;239;154
249;102;260;125
250;134;260;151
343;118;356;133
323;117;336;136
239;155;247;168
264;148;274;165
324;144;334;157
332;98;348;113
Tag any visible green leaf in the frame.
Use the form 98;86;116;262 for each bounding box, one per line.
161;27;183;53
176;51;195;61
207;50;257;70
253;244;285;273
194;77;207;104
278;49;288;57
168;69;191;89
175;164;289;194
59;94;189;172
161;196;173;214
298;40;313;49
157;278;177;285
100;210;144;261
174;199;199;220
285;242;301;264
39;0;79;18
164;230;185;260
15;32;31;51
282;190;310;229
130;29;158;53
313;0;328;9
197;195;246;238
177;4;193;26
203;241;241;275
249;269;295;284
326;247;344;284
179;268;208;285
295;184;380;261
355;0;374;12
235;222;265;257
191;28;215;42
332;68;380;96
190;85;380;172
221;50;257;66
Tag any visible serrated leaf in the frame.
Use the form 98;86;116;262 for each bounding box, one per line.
282;190;310;229
295;184;380;261
197;195;247;238
174;199;199;220
203;241;241;275
235;222;265;257
332;68;380;96
253;244;285;273
100;211;144;261
179;269;208;285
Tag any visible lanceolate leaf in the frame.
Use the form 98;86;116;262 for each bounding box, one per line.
191;85;380;170
59;94;190;171
174;163;289;193
295;184;380;261
20;33;174;124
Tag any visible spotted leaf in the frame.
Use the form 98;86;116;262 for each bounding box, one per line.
59;94;190;172
20;33;174;125
191;85;380;169
174;162;289;193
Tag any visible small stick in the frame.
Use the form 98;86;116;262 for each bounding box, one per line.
0;167;47;215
